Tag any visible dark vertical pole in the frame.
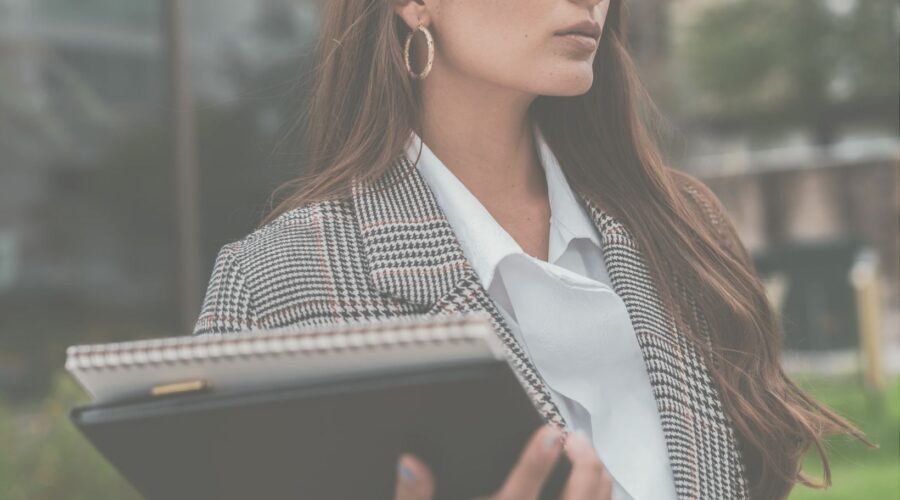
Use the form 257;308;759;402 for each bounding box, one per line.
761;171;788;248
165;0;201;334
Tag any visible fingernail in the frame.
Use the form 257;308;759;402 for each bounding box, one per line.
397;457;415;482
543;427;562;450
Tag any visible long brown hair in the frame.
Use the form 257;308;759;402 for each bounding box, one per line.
261;1;877;498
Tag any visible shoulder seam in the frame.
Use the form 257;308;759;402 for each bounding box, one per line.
245;199;353;245
227;239;260;329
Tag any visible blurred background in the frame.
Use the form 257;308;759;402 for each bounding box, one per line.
0;0;897;498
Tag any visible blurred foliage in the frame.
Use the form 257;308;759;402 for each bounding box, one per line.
0;371;894;498
0;373;140;500
681;0;899;144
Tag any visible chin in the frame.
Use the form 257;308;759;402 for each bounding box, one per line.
541;67;595;96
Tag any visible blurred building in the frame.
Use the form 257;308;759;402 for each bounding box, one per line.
0;0;318;306
691;137;899;351
0;0;163;304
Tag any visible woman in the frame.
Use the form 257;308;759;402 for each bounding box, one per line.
193;0;875;499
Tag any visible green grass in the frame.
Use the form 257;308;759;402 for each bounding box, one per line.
788;374;899;500
0;374;141;500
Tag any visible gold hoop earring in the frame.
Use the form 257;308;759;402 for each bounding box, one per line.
404;22;434;80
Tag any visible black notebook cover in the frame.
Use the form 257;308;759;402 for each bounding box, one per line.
70;358;571;500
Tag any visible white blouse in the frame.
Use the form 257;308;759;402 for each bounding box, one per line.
403;122;677;500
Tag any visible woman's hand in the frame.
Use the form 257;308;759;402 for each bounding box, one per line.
392;424;613;500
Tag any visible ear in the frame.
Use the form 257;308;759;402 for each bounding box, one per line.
392;0;431;31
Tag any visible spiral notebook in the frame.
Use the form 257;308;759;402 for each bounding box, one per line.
66;312;571;500
67;312;507;405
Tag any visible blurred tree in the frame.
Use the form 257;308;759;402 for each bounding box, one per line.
680;0;899;145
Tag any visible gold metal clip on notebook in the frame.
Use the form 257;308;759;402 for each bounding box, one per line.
151;379;211;397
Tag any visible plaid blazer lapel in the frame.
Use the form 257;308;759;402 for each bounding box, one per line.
575;190;750;500
352;155;567;428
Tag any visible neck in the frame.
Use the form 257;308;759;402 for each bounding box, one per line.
417;66;543;198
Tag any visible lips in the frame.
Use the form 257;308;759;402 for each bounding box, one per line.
554;32;599;52
553;20;602;41
557;30;595;38
557;32;597;41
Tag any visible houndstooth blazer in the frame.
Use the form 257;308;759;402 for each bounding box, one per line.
193;154;753;500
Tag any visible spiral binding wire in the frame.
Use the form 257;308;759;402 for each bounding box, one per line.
65;313;493;372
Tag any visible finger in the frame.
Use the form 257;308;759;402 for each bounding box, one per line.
495;424;564;500
597;467;614;500
393;453;435;500
560;430;610;500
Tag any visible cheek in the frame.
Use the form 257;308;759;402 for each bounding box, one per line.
442;27;596;94
438;24;557;85
431;0;549;84
596;0;611;25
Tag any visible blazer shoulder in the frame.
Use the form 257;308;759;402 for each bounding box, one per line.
667;167;753;267
233;198;356;267
193;198;357;335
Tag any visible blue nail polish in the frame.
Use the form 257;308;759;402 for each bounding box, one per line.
398;461;414;482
